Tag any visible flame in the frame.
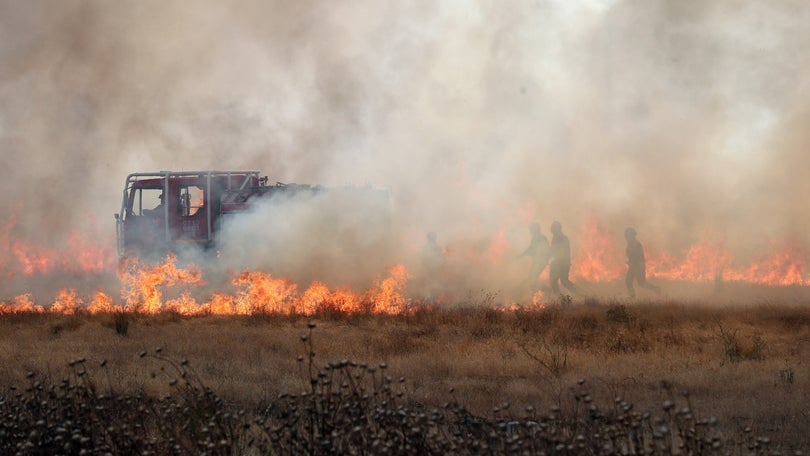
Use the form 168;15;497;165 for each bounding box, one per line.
3;211;810;316
723;241;808;286
86;291;118;314
571;214;624;282
571;224;809;287
0;294;44;314
0;215;115;276
299;281;362;314
20;257;411;316
646;234;730;282
66;229;116;273
118;254;204;313
368;264;410;314
497;290;546;312
50;288;82;315
230;271;298;314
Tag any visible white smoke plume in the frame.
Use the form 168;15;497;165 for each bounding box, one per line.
2;0;810;299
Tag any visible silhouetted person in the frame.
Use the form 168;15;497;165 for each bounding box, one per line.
624;227;661;298
422;231;444;272
518;222;549;292
548;221;577;295
421;231;446;299
144;193;165;217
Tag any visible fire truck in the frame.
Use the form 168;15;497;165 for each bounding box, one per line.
115;170;390;260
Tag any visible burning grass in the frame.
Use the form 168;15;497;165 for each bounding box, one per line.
2;300;810;453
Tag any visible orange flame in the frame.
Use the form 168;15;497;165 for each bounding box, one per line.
86;291;118;314
118;254;204;313
0;294;44;314
368;264;410;314
39;257;412;316
50;289;82;315
571;214;624;282
0;215;115;276
230;271;298;314
3;211;810;316
723;241;807;286
570;222;808;287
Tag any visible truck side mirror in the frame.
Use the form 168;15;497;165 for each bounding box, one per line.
114;213;120;220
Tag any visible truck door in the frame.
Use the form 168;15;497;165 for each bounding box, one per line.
122;186;168;255
176;184;209;244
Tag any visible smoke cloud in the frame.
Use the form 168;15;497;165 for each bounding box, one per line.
2;0;809;298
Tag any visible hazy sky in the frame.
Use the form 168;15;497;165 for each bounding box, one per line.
2;0;809;286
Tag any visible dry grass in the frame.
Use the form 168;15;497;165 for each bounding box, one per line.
1;298;810;452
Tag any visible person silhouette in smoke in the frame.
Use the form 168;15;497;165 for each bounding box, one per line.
518;222;549;292
420;231;446;299
624;227;661;299
144;193;165;217
548;221;578;296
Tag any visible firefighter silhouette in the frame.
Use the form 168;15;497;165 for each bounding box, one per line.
144;193;164;217
422;231;444;272
518;222;549;292
420;231;446;299
624;227;661;298
548;221;578;295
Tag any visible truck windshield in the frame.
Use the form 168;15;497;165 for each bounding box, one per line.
131;188;164;217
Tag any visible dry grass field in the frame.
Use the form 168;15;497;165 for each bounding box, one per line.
2;285;810;453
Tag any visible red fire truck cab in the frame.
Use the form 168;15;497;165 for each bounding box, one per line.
115;170;355;258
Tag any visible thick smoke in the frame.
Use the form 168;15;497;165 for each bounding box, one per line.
2;0;810;298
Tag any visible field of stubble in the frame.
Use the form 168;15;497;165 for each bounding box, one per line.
1;283;809;454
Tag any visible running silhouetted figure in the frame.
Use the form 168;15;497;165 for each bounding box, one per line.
422;231;445;274
420;231;446;299
518;222;549;292
548;221;578;295
624;227;661;298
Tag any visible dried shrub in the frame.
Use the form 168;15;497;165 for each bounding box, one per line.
605;328;651;354
606;304;630;323
468;307;504;340
779;363;795;385
718;324;767;364
518;335;569;376
48;315;83;337
113;312;129;336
